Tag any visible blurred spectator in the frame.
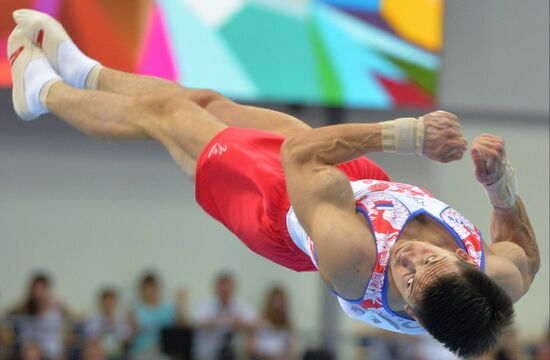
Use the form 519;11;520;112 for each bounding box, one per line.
355;330;416;360
0;318;13;359
493;327;521;360
21;341;45;360
474;327;521;360
534;321;549;360
247;285;294;360
6;272;71;360
127;271;186;360
414;334;460;360
84;288;131;360
527;324;550;360
193;272;256;360
82;338;106;360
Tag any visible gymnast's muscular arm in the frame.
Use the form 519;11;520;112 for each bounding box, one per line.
471;135;540;302
280;111;467;299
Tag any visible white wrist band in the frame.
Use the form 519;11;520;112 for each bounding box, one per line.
381;117;424;155
484;160;519;209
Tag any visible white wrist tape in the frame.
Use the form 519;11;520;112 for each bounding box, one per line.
381;117;424;155
484;160;519;208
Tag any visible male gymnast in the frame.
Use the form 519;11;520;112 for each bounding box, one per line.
8;10;539;358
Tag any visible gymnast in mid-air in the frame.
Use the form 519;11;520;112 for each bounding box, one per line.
8;9;539;358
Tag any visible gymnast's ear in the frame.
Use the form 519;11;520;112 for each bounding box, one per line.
404;304;419;322
455;248;477;266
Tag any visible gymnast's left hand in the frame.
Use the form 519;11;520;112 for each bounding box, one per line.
471;133;507;186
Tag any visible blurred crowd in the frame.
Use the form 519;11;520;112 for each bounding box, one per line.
0;271;293;360
0;271;548;360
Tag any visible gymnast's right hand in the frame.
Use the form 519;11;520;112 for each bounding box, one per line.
422;110;468;163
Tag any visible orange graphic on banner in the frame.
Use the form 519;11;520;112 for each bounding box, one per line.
381;0;443;52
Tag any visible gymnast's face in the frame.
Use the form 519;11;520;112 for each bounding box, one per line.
389;241;475;315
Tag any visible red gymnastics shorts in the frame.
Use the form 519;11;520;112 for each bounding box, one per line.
195;127;390;272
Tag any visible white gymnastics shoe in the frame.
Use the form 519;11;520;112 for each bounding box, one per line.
13;8;102;90
8;26;61;121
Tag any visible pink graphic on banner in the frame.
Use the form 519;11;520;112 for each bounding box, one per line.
136;4;178;81
0;37;6;60
0;36;11;86
32;0;62;17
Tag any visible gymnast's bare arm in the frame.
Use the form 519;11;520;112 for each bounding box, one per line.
280;123;381;298
280;111;466;299
472;134;540;302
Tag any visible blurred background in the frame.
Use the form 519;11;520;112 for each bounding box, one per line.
0;0;548;359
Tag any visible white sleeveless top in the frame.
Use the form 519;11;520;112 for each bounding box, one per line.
16;306;65;358
286;179;485;334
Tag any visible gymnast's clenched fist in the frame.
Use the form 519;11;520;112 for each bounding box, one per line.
422;110;468;163
470;133;507;186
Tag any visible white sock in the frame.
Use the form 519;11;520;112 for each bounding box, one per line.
57;40;101;89
23;58;61;116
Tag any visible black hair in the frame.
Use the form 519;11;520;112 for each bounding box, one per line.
139;271;160;289
216;271;235;284
24;272;51;315
98;287;117;301
214;270;235;286
414;260;515;359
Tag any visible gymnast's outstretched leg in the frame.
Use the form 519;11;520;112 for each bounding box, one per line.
97;67;312;136
8;26;224;180
12;9;312;137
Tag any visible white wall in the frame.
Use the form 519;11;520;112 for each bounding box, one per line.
439;0;549;115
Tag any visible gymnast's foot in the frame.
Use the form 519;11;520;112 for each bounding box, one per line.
13;8;102;90
8;26;61;121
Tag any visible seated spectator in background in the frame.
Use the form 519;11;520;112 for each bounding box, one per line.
82;338;106;360
84;288;131;360
535;321;549;360
357;328;462;360
193;272;256;360
414;334;460;360
21;341;45;360
355;328;459;360
247;285;294;360
6;272;71;360
0;317;13;359
355;329;416;360
474;327;522;360
493;327;522;360
128;271;186;360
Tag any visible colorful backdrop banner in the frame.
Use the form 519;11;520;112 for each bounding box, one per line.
1;0;443;109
